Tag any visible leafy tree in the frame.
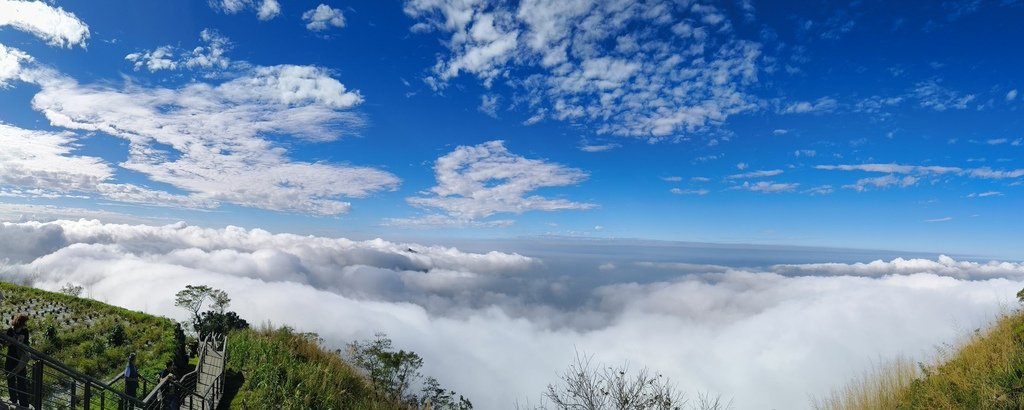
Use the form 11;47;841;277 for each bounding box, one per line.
195;310;249;339
348;333;471;408
174;284;230;333
107;323;126;346
421;376;473;410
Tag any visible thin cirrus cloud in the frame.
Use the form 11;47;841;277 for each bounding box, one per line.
0;0;90;48
302;4;346;32
403;0;761;138
3;219;1024;409
391;140;594;227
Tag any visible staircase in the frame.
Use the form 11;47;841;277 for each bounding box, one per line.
0;332;227;409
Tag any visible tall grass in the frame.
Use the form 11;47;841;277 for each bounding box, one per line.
226;326;410;410
811;356;919;410
815;311;1024;410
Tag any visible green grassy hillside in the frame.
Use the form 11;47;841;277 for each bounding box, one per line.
817;310;1024;410
0;282;182;381
224;327;408;410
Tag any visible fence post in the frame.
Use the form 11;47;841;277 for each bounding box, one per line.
31;360;43;410
84;382;91;409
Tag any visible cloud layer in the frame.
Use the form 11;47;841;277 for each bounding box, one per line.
0;0;90;48
2;219;1023;408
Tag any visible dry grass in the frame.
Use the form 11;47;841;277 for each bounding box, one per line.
811;356;919;410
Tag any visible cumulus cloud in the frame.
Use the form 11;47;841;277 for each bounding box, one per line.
125;29;233;73
2;219;1022;409
404;0;761;138
1008;89;1019;102
402;141;594;225
303;4;346;32
0;0;90;48
209;0;281;20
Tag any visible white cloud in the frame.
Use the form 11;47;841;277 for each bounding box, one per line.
670;188;709;195
404;141;594;223
257;0;281;20
736;162;748;170
735;181;798;193
0;0;90;48
1007;89;1018;102
781;97;838;114
924;216;953;223
0;43;31;86
986;138;1008;145
478;94;499;118
19;59;396;215
803;185;834;195
691;176;711;182
772;129;789;136
913;80;975;111
303;4;346;32
661;176;683;182
209;0;281;20
794;149;816;157
404;0;761;137
3;220;1022;409
816;163;963;175
725;169;783;180
843;174;918;192
578;143;619;153
967;191;1002;198
0;122;112;195
965;167;1024;179
125;29;233;73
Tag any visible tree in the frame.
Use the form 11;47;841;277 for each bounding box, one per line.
59;282;83;297
194;310;249;339
421;376;473;410
347;333;472;408
175;285;230;332
524;353;730;410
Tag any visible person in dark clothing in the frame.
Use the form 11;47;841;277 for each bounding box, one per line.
158;360;178;410
124;352;140;399
4;313;31;407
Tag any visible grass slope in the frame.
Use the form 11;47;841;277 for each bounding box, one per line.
0;282;181;381
818;311;1024;409
224;327;408;410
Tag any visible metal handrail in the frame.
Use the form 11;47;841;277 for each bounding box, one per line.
0;331;144;408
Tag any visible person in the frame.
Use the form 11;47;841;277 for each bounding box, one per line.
124;352;140;400
158;360;178;410
4;313;30;407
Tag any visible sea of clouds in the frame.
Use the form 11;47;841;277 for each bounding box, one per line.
2;219;1023;409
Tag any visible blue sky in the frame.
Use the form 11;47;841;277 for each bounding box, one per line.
1;0;1022;259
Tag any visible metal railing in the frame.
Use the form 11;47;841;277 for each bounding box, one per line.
0;332;227;410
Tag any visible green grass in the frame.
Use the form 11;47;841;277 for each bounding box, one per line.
225;326;410;410
818;311;1024;410
0;281;181;381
